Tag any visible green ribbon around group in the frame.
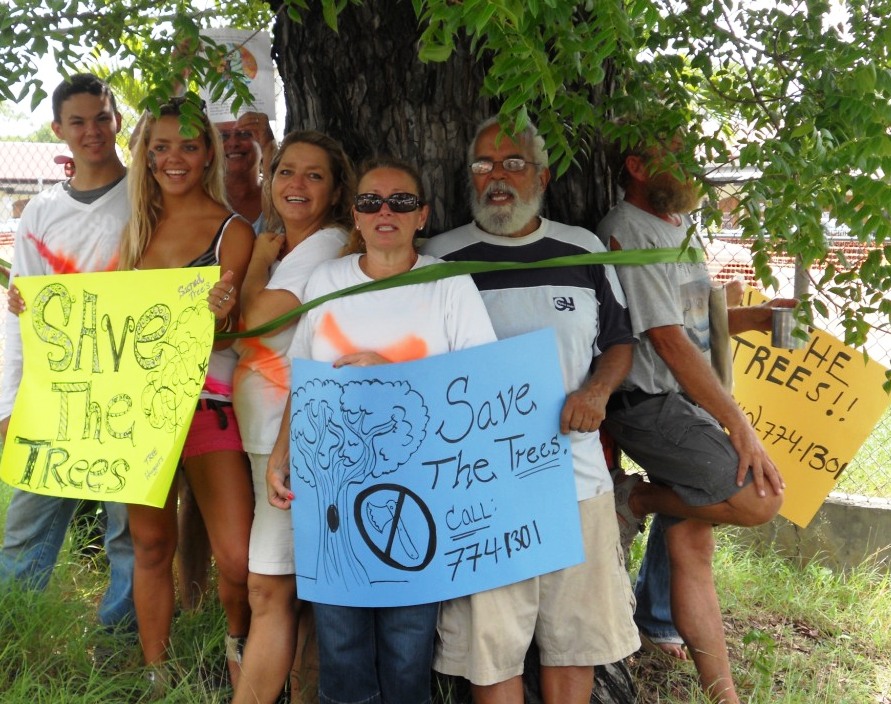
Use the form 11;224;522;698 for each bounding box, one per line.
217;246;703;341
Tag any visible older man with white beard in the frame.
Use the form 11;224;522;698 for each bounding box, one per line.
422;118;640;704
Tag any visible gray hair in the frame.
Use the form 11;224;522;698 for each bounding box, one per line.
467;117;549;172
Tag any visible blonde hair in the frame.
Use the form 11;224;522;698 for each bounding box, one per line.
119;100;227;269
344;157;427;255
262;130;356;236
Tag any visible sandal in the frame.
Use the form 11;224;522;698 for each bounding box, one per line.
639;631;689;661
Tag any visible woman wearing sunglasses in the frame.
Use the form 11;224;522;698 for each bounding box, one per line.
119;96;255;693
265;157;496;704
230;131;356;704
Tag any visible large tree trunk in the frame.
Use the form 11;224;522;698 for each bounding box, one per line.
271;4;634;702
269;0;614;233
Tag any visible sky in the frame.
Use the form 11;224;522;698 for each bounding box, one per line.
1;36;285;141
0;53;61;138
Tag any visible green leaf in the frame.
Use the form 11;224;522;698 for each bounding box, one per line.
322;0;339;31
418;41;454;63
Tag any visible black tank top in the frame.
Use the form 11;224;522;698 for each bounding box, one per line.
186;213;241;267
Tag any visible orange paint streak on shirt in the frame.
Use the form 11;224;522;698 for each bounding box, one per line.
235;337;291;393
26;233;119;274
318;311;428;363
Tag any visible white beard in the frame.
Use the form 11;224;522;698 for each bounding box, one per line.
471;181;544;236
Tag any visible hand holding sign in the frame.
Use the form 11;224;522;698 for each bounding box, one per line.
0;268;217;507
732;288;891;526
289;330;584;607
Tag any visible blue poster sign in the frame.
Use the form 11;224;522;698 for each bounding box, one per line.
288;329;584;606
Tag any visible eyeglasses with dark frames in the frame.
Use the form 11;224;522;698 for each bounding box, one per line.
470;157;537;175
354;192;424;214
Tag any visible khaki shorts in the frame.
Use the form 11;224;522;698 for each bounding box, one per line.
434;493;640;685
247;452;296;575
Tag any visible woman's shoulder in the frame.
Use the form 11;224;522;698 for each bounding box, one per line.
301;254;357;298
312;225;349;244
222;212;256;238
416;252;444;267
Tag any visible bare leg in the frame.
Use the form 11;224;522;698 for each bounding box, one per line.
232;573;298;704
471;675;524;704
175;473;212;610
128;488;178;666
184;449;253;688
665;520;739;704
630;481;781;528
540;665;594;704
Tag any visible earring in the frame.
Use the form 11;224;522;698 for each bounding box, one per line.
205;161;211;168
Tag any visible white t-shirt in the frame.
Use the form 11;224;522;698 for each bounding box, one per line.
287;253;497;364
232;227;347;453
0;178;130;419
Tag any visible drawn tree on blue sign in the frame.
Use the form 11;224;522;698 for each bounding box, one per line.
290;378;429;588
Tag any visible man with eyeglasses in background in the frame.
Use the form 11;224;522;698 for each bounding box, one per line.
422;117;640;704
216;111;276;233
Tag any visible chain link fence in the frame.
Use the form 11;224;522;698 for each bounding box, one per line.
0;129;888;501
707;233;891;502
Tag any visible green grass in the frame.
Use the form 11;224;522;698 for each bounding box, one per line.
628;526;891;704
0;482;231;703
0;483;889;703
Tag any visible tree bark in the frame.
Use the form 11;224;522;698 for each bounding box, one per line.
271;4;635;702
269;0;615;233
432;643;638;703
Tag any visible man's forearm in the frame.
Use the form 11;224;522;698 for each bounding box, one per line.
649;326;749;432
587;343;633;397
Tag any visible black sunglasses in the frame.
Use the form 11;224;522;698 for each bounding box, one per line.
354;192;424;213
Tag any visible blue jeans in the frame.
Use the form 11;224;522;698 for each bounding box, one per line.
634;514;680;641
314;602;439;704
0;490;135;629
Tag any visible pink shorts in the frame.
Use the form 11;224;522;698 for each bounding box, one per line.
182;401;244;459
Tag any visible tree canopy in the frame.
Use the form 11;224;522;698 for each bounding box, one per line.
2;0;890;380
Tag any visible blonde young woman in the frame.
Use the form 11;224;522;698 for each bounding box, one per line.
231;131;356;704
120;97;255;691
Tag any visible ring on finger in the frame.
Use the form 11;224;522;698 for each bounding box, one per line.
222;293;230;302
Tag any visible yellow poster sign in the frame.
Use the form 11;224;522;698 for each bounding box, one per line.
732;289;891;527
0;267;218;508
